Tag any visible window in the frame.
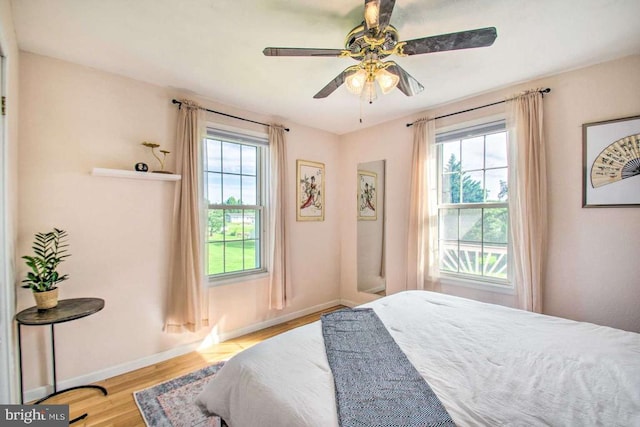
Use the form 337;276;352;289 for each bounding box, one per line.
204;128;267;281
437;120;510;285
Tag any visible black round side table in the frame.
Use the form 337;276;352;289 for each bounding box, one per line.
15;297;108;423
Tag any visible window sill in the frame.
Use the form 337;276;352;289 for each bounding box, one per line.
91;168;181;181
206;271;269;287
439;275;515;295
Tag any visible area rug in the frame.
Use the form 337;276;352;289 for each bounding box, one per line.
134;362;226;427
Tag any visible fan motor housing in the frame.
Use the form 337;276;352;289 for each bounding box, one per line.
345;24;399;60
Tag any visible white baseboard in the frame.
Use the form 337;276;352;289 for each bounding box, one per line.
359;285;385;294
211;299;342;343
24;299;342;402
339;299;359;308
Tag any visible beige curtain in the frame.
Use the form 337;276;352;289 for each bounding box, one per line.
268;125;290;309
406;118;438;290
164;100;208;333
507;90;548;313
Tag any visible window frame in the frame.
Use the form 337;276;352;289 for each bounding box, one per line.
435;119;513;289
203;126;269;286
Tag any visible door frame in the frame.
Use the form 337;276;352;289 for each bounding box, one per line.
0;51;15;404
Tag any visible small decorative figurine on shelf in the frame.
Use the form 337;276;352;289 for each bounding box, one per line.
141;142;172;174
134;162;149;172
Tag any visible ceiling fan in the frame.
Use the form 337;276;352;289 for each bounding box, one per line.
263;0;497;103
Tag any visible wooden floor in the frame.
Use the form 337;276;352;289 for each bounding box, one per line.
43;305;343;426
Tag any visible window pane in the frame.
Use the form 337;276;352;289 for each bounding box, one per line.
460;208;482;242
485;168;508;202
207;241;224;276
439;208;459;241
207;172;222;204
242;175;257;205
224;241;244;272
461;136;484;171
485;132;507;168
459;243;482;275
442;140;460;172
207;209;224;238
462;171;484;203
223;174;241;204
439;240;459;273
483;208;508;244
222;142;241;174
243;210;257;238
441;173;460;204
483;244;508;279
243;239;257;269
253;210;261;263
206;139;222;172
223;211;244;240
242;145;257;176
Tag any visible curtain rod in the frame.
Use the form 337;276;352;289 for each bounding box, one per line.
171;99;290;132
406;88;551;128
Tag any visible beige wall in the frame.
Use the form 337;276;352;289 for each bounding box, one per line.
340;54;640;333
340;122;416;306
17;52;341;396
14;49;640;397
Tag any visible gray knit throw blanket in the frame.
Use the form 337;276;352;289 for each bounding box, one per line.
321;308;455;427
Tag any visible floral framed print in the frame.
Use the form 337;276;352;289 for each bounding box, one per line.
297;160;325;221
583;115;640;207
358;170;377;220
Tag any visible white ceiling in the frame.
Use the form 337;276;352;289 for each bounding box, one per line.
10;0;640;135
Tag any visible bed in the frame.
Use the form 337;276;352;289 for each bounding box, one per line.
196;291;640;426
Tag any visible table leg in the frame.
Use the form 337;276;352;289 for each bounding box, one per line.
33;385;108;424
51;324;56;394
34;323;107;423
17;323;23;404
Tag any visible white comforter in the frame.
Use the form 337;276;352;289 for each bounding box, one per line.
196;291;640;426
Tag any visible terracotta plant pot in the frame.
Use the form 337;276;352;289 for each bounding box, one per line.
33;288;59;310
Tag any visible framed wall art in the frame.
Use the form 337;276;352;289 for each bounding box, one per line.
297;159;325;221
358;170;377;220
583;115;640;207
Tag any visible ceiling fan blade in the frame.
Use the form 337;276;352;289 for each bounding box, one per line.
386;63;424;96
313;68;358;99
378;0;396;31
401;27;497;56
263;47;346;57
364;0;396;32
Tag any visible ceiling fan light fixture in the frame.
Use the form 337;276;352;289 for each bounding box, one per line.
264;1;499;102
345;68;368;95
375;67;399;94
361;80;378;104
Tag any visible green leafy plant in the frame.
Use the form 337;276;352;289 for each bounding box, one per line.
21;228;70;292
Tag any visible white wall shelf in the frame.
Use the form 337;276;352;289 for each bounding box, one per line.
91;168;181;181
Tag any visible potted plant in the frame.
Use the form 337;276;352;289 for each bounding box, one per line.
21;228;70;310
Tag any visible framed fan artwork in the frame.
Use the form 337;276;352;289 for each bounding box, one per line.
583;115;640;207
358;170;377;220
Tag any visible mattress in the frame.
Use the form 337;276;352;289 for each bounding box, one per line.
196;291;640;426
